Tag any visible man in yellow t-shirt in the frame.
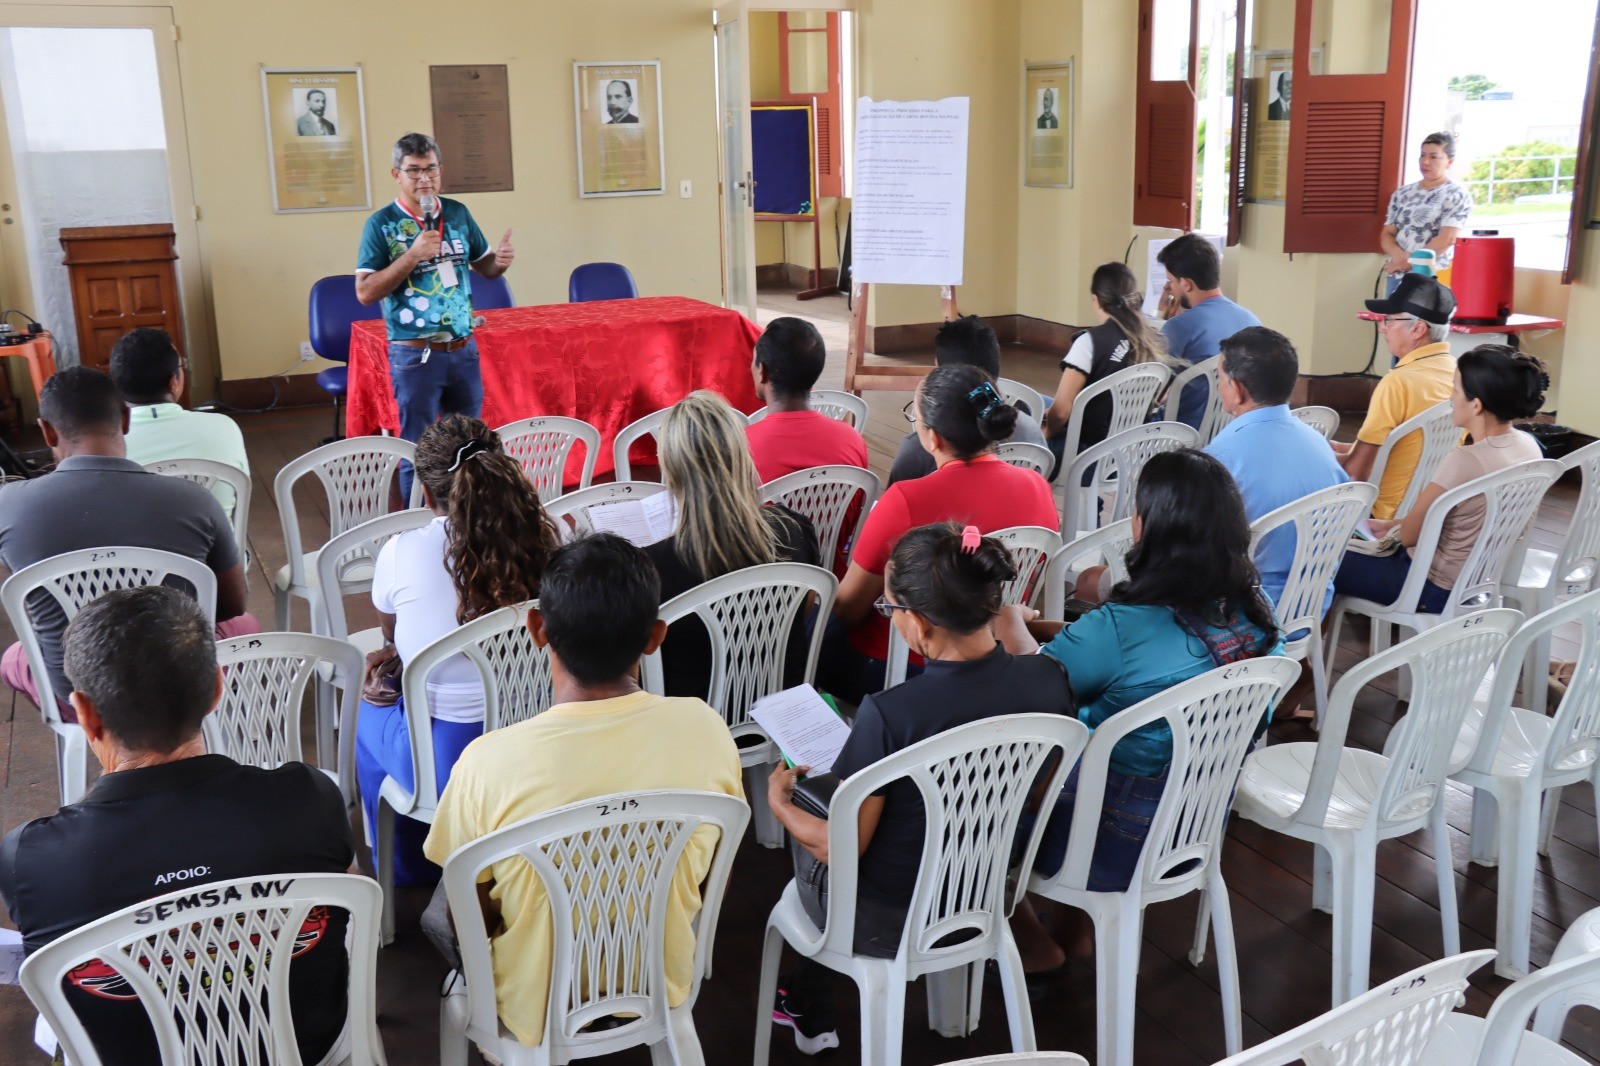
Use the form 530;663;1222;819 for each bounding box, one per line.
423;533;745;1048
1333;274;1458;519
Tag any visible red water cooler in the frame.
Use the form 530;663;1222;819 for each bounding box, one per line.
1450;231;1515;325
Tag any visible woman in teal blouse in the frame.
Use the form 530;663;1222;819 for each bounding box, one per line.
997;448;1284;969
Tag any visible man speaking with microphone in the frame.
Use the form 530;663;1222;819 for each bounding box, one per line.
355;132;513;486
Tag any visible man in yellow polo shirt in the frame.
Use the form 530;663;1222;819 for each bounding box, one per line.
423;533;744;1049
1333;274;1458;519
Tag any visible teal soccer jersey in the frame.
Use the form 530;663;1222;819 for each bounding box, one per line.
356;197;490;342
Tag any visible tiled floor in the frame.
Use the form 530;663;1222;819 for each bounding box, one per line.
1;289;1597;1063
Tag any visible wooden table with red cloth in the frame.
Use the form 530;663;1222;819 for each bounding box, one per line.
345;296;763;483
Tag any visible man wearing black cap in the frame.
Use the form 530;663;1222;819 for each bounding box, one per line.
1333;273;1458;519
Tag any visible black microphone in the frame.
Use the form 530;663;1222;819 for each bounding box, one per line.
419;192;439;230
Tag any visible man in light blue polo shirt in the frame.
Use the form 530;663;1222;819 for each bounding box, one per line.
1206;326;1347;612
1158;234;1261;429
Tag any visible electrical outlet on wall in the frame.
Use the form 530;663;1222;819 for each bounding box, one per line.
299;341;316;362
680;180;692;198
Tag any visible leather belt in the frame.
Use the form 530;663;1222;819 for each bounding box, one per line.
391;336;472;352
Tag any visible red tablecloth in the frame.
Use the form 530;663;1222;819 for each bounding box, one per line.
346;296;763;481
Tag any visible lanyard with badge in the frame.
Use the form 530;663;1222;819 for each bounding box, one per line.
396;200;459;289
396;199;458;359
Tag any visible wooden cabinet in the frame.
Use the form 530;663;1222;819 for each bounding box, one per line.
58;224;184;373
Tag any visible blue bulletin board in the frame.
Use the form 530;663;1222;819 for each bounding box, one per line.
751;103;815;218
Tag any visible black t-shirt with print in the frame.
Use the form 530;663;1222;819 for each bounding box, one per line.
831;645;1075;906
1059;319;1136;453
0;755;355;1066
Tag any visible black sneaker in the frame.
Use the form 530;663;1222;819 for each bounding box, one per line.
772;985;840;1055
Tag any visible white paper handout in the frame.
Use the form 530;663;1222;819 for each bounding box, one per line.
584;492;680;547
850;96;970;287
0;927;21;985
1143;234;1226;317
750;683;853;776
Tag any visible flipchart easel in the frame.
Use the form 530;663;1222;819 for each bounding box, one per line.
842;283;959;393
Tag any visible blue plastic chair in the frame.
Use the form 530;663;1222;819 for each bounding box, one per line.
472;274;515;311
308;275;384;442
568;262;639;303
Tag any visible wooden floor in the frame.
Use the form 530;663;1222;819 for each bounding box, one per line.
2;286;1598;1063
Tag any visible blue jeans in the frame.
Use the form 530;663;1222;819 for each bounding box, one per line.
387;338;483;498
1033;762;1169;891
1333;548;1451;613
355;696;483;885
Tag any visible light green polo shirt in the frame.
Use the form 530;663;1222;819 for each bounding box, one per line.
124;403;250;515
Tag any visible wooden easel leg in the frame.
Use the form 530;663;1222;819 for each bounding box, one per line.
797;216;832;300
845;282;870;393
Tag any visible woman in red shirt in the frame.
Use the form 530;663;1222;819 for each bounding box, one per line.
822;365;1059;701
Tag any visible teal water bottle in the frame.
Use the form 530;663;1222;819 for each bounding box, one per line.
1408;248;1436;276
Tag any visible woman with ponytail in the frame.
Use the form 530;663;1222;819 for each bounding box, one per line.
824;364;1059;702
1334;343;1549;612
355;415;560;883
1043;261;1166;471
766;524;1077;1052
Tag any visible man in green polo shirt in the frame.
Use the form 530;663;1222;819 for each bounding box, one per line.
110;327;249;515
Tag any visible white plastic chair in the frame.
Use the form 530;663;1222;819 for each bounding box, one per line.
1040;519;1138;619
748;389;871;430
312;509;436;772
753;713;1091;1066
996;441;1053;477
1366;400;1462;520
1289;405;1342;441
1249;481;1379;725
376;600;554;943
1450;589;1600;978
1059;421;1199;539
1;546;218;805
1029;658;1301;1066
439;790;748;1066
760;465;880;576
995;377;1047;422
613;409;669;482
1163;355;1232;445
1501;440;1600;714
1234;610;1521;1007
1532;907;1600;1042
143;457;252;557
495;415;600;501
641;562;837;848
1050;361;1172;479
1325;460;1563;697
206;631;363;803
1421;945;1600;1064
273;436;421;632
544;480;669;537
1210;950;1495;1066
20;872;386;1066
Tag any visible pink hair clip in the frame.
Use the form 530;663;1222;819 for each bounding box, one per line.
960;525;982;554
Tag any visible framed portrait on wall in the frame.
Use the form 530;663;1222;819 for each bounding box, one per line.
573;60;665;198
260;66;371;213
1247;50;1292;204
1023;60;1073;188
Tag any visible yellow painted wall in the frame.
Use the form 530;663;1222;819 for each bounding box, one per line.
858;0;1022;327
11;0;728;382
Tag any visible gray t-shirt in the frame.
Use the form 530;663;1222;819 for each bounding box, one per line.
0;455;238;704
886;404;1049;487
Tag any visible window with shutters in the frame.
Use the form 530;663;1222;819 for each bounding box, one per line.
1133;0;1250;244
1281;0;1415;253
777;11;842;198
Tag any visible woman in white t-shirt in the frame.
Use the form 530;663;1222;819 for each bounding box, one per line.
355;415;561;883
1334;345;1547;612
1380;131;1474;292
